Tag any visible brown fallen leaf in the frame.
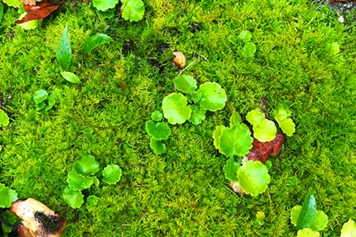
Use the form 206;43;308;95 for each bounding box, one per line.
15;1;60;24
247;132;284;163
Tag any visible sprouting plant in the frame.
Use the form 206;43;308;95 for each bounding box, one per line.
162;93;192;125
56;25;72;71
0;110;9;127
92;0;145;22
102;164;122;185
246;109;277;142
0;183;18;208
145;111;171;155
290;188;328;236
33;89;60;111
273;106;296;137
82;34;114;55
340;219;356;237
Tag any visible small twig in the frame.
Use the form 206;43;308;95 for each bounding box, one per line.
177;57;199;77
193;50;210;63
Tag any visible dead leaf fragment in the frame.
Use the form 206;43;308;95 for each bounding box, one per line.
15;1;60;24
172;51;186;69
247;132;284;162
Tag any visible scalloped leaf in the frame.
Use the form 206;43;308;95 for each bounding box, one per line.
246;109;265;125
56;25;72;71
223;156;240;181
297;188;317;229
230;111;242;127
297;228;320;237
174;75;197;93
66;170;94;191
145;120;171;140
197;82;227;111
253;119;277;142
151;111;163;122
213;125;225;151
0;110;9;127
188;105;206;125
218;123;253;157
93;0;119;11
3;0;21;8
341;219;356;237
237;160;270;196
274;106;296;137
62;188;84;209
0;183;18;208
162;93;192;125
121;0;145;22
291;205;302;226
82;34;114;54
150;138;166;155
309;210;328;231
73;155;100;176
242;42;256;58
238;30;252;42
102;164;122;184
86;195;99;207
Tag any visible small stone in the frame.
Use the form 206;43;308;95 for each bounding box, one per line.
339;15;345;23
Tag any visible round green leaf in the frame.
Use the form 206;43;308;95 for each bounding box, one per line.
174;75;197;93
188;105;206;125
149;138;166;155
93;0;119;11
213;125;225;151
0;183;18;208
296;228;320;237
62;188;84;209
102;164;122;185
246;109;265;125
223;156;240;182
218;123;253;157
278;118;296;137
291;205;302;226
341;219;356;237
162;93;192;125
66;170;94;191
33;89;48;104
82;34;114;54
3;0;21;8
73;155;100;176
242;42;256;58
86;195;99;207
238;30;252;42
237;160;270;197
121;0;145;22
252;119;277;142
197;82;227;111
151;111;163;121
230;111;242;127
0;110;9;127
309;210;328;231
145;121;171;140
60;72;81;84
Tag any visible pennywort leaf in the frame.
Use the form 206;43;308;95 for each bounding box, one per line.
246;109;277;142
62;188;84;209
223;156;240;182
56;25;72;70
188;105;206;125
73;155;100;176
237;160;270;197
230;111;242;127
102;164;122;185
150;138;166;155
174;75;197;93
308;210;328;231
238;30;252;42
93;0;119;11
82;34;114;54
121;0;145;22
151;111;163;121
66;170;94;191
340;219;356;237
86;195;99;207
197;82;227;111
274;106;296;137
2;0;21;8
0;110;10;127
0;183;18;208
241;42;256;58
296;228;320;237
60;72;81;84
162;93;192;125
145;121;171;140
296;188;317;229
33;89;48;104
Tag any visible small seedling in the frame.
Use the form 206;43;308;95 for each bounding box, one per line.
0;183;18;208
60;71;81;84
33;89;59;111
56;25;72;71
273;106;296;137
82;34;114;54
246;109;277;142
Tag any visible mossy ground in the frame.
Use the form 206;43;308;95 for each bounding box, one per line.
0;0;356;236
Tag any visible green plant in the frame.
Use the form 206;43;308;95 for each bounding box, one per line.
82;34;114;55
290;188;328;235
32;89;59;111
92;0;145;22
162;93;192;125
60;72;81;84
56;25;72;71
273;106;296;137
340;219;356;237
0;110;9;127
0;183;18;208
246;109;277;142
102;164;122;185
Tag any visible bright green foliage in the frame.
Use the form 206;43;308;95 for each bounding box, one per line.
188;105;206;125
237;160;270;197
297;228;320;237
56;26;72;70
121;0;145;22
67;170;95;191
229;111;242;127
62;188;84;209
151;111;163;121
33;89;48;105
274;106;296;136
17;13;40;30
0;3;4;24
223;156;240;181
238;30;252;42
297;188;317;229
246;109;277;142
45;92;57;111
60;72;81;84
82;34;114;54
2;0;20;7
102;164;122;184
73;155;100;176
197;82;227;111
341;219;356;237
218;124;253;157
330;42;340;55
256;211;265;226
309;211;328;231
162;93;192;125
291;205;302;226
0;110;9;127
86;195;99;207
93;0;119;11
150;138;166;155
242;42;256;58
145;120;171;140
33;89;59;111
174;75;198;93
0;183;18;208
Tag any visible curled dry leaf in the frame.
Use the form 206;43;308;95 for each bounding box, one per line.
247;132;284;163
172;51;186;69
15;1;60;24
20;0;42;6
229;181;245;195
10;198;66;237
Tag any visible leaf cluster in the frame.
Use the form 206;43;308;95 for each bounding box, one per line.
92;0;145;22
246;109;277;142
32;89;60;111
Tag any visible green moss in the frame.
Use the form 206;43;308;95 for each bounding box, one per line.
0;0;356;236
